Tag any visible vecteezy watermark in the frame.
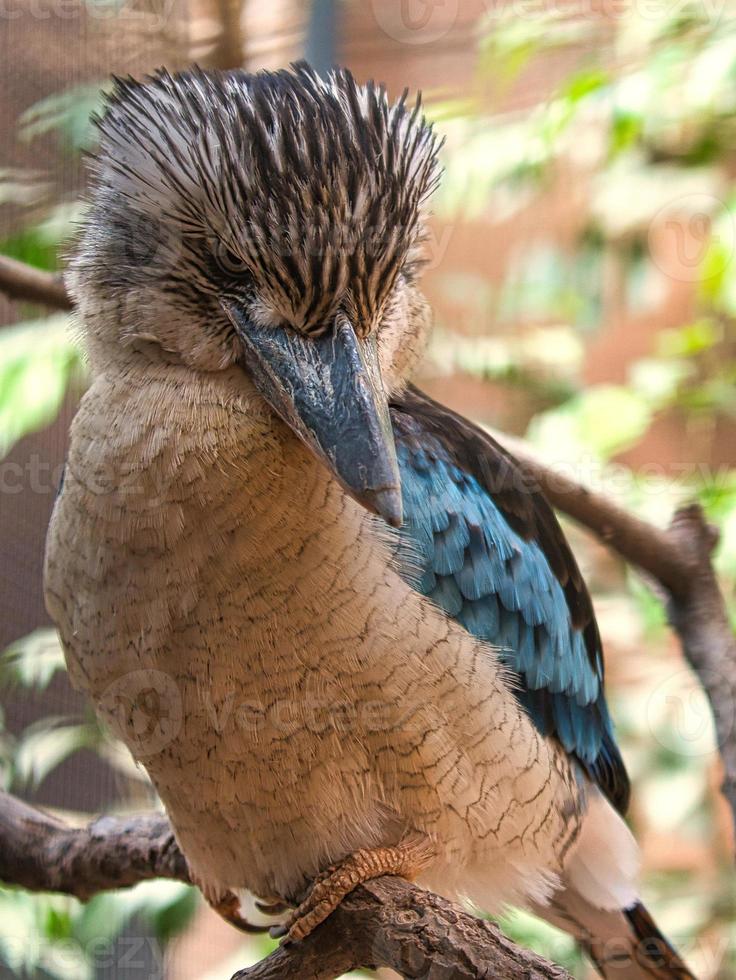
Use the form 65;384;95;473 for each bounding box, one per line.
4;452;735;504
0;457;65;495
0;935;164;978
494;0;727;20
648;193;735;284
369;0;459;45
368;0;727;45
0;0;177;25
646;667;724;759
91;668;460;753
202;689;446;740
99;669;183;757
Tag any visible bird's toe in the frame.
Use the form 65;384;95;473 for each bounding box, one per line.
278;834;435;944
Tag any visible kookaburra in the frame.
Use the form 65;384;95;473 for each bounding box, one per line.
44;64;695;978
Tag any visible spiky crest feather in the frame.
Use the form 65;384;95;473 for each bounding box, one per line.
90;63;442;338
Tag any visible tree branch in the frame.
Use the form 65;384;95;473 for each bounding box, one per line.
0;790;570;979
499;436;736;825
494;431;697;599
665;506;736;820
230;876;571;980
0;789;190;901
0;255;73;311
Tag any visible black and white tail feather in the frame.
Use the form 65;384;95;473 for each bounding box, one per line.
536;891;695;979
534;789;696;978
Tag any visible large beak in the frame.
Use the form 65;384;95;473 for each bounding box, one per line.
224;303;403;528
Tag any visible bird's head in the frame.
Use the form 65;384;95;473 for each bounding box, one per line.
70;64;442;527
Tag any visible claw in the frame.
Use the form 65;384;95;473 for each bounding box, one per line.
209;890;271;933
255;899;289;916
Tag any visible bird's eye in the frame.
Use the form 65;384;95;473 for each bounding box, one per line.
218;243;247;276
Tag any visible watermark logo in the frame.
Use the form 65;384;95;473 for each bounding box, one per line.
99;669;182;757
370;0;459;45
648;193;734;284
647;667;723;758
0;0;177;25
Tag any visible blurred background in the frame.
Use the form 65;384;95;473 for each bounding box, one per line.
1;1;735;977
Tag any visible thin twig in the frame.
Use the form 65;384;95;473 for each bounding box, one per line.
0;255;73;311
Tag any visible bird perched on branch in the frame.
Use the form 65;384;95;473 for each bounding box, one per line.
45;64;695;979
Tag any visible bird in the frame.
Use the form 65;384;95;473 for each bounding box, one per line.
44;63;695;979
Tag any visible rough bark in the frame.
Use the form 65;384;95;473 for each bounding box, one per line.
0;790;570;979
230;876;571;980
0;789;190;901
664;505;736;820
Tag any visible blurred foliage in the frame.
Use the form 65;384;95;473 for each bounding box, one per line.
0;316;84;457
0;168;86;454
0;66;204;980
19;83;111;156
0;634;198;980
0;883;196;980
1;631;106;796
430;0;736;612
424;6;736;975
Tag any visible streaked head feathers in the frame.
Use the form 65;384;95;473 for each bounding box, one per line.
90;63;442;338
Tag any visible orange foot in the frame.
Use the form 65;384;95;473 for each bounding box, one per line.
274;834;435;943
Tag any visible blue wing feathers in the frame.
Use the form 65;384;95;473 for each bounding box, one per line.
389;388;630;814
458;594;500;638
429;574;464;618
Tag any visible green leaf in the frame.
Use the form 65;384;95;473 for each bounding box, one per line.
0;200;81;272
44;903;74;941
0;889;45;973
19;82;110;153
629;357;693;404
0;314;84;458
610;108;643;156
564;68;609;104
149;885;198;940
13;717;97;790
576;385;653;456
0;890;93;980
498;907;584;973
75;881;197;948
658;319;722;358
2;628;66;690
0;226;59;271
529;385;653;461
